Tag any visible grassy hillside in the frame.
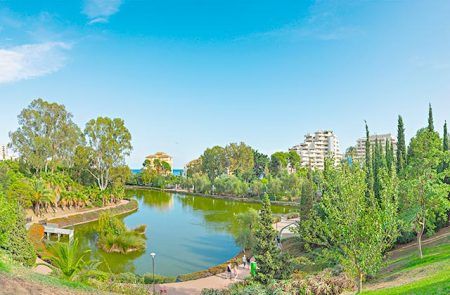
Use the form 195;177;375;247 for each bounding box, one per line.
362;229;450;294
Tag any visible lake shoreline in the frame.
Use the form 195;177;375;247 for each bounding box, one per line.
47;199;139;228
125;184;300;208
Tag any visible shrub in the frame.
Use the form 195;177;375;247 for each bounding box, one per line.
97;211;146;254
142;273;176;284
27;223;49;257
0;192;36;266
201;289;231;295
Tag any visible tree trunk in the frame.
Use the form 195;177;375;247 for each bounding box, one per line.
356;272;363;294
417;228;424;259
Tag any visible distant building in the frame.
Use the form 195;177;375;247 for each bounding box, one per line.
0;144;10;161
355;134;397;161
290;130;343;170
145;152;174;174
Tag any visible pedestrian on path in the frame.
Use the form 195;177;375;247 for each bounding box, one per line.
242;254;247;269
250;260;257;277
226;263;232;280
233;263;238;280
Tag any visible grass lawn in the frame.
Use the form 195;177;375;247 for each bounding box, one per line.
362;232;450;295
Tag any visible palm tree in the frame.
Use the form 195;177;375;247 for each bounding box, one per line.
45;239;93;281
29;178;54;216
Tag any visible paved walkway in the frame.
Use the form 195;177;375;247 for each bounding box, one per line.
157;265;250;295
274;217;299;239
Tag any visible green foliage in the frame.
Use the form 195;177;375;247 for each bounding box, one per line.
302;164;399;293
396;115;406;174
428;103;434;132
84;117;132;191
9;98;83;173
235;209;259;250
214;175;248;196
97;212;146;254
253;194;286;284
45;239;94;281
201;146;228;181
0;191;36;267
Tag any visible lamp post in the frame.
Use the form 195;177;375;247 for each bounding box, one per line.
150;252;156;294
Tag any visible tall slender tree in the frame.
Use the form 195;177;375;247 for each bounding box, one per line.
442;121;449;172
396;115;406;174
428;103;434;132
444;121;449;152
364;121;373;198
253;194;281;284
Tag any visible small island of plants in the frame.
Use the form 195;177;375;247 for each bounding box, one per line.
97;212;147;254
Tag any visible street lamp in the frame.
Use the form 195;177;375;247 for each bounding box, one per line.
150;252;156;294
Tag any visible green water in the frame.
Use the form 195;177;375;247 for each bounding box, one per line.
75;189;295;277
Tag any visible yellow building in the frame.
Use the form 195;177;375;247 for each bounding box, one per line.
145;152;173;174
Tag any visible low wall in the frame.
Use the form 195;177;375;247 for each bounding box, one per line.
47;199;139;228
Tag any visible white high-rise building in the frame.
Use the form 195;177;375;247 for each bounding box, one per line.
355;134;397;161
0;144;8;161
290;130;343;170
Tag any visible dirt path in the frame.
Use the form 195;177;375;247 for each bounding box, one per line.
157;265;250;295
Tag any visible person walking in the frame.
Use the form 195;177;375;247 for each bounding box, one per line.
226;263;232;280
242;254;247;269
250;260;257;277
233;263;238;280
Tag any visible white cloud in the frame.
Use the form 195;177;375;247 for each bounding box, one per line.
0;42;71;84
83;0;122;24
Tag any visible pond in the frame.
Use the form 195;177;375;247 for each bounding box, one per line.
75;189;295;277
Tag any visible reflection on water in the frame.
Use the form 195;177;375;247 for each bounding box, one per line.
74;189;295;277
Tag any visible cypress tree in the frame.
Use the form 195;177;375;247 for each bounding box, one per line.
253;194;281;284
428;103;434;132
396;115;406;174
444;121;449;152
386;139;394;175
443;121;449;172
364;121;373;198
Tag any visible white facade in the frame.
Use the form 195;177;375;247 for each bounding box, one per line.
0;144;8;161
355;134;397;160
290;130;343;170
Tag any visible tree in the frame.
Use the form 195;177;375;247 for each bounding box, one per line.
9;99;82;173
302;165;399;293
401;128;450;258
287;150;301;173
385;140;394;175
442;121;449;172
269;152;288;176
428;103;434;132
364;121;373;198
396;115;407;174
225;142;254;178
253;194;281;284
235;209;259;250
201;146;227;181
29;177;55;216
252;149;269;179
84;117;132;191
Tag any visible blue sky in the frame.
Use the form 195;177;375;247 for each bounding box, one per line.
1;1;449;168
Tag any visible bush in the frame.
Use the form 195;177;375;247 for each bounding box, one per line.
201;289;231;295
97;211;146;254
142;273;176;284
0;192;36;266
27;223;49;257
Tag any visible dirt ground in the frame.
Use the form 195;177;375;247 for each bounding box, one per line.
0;274;89;295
